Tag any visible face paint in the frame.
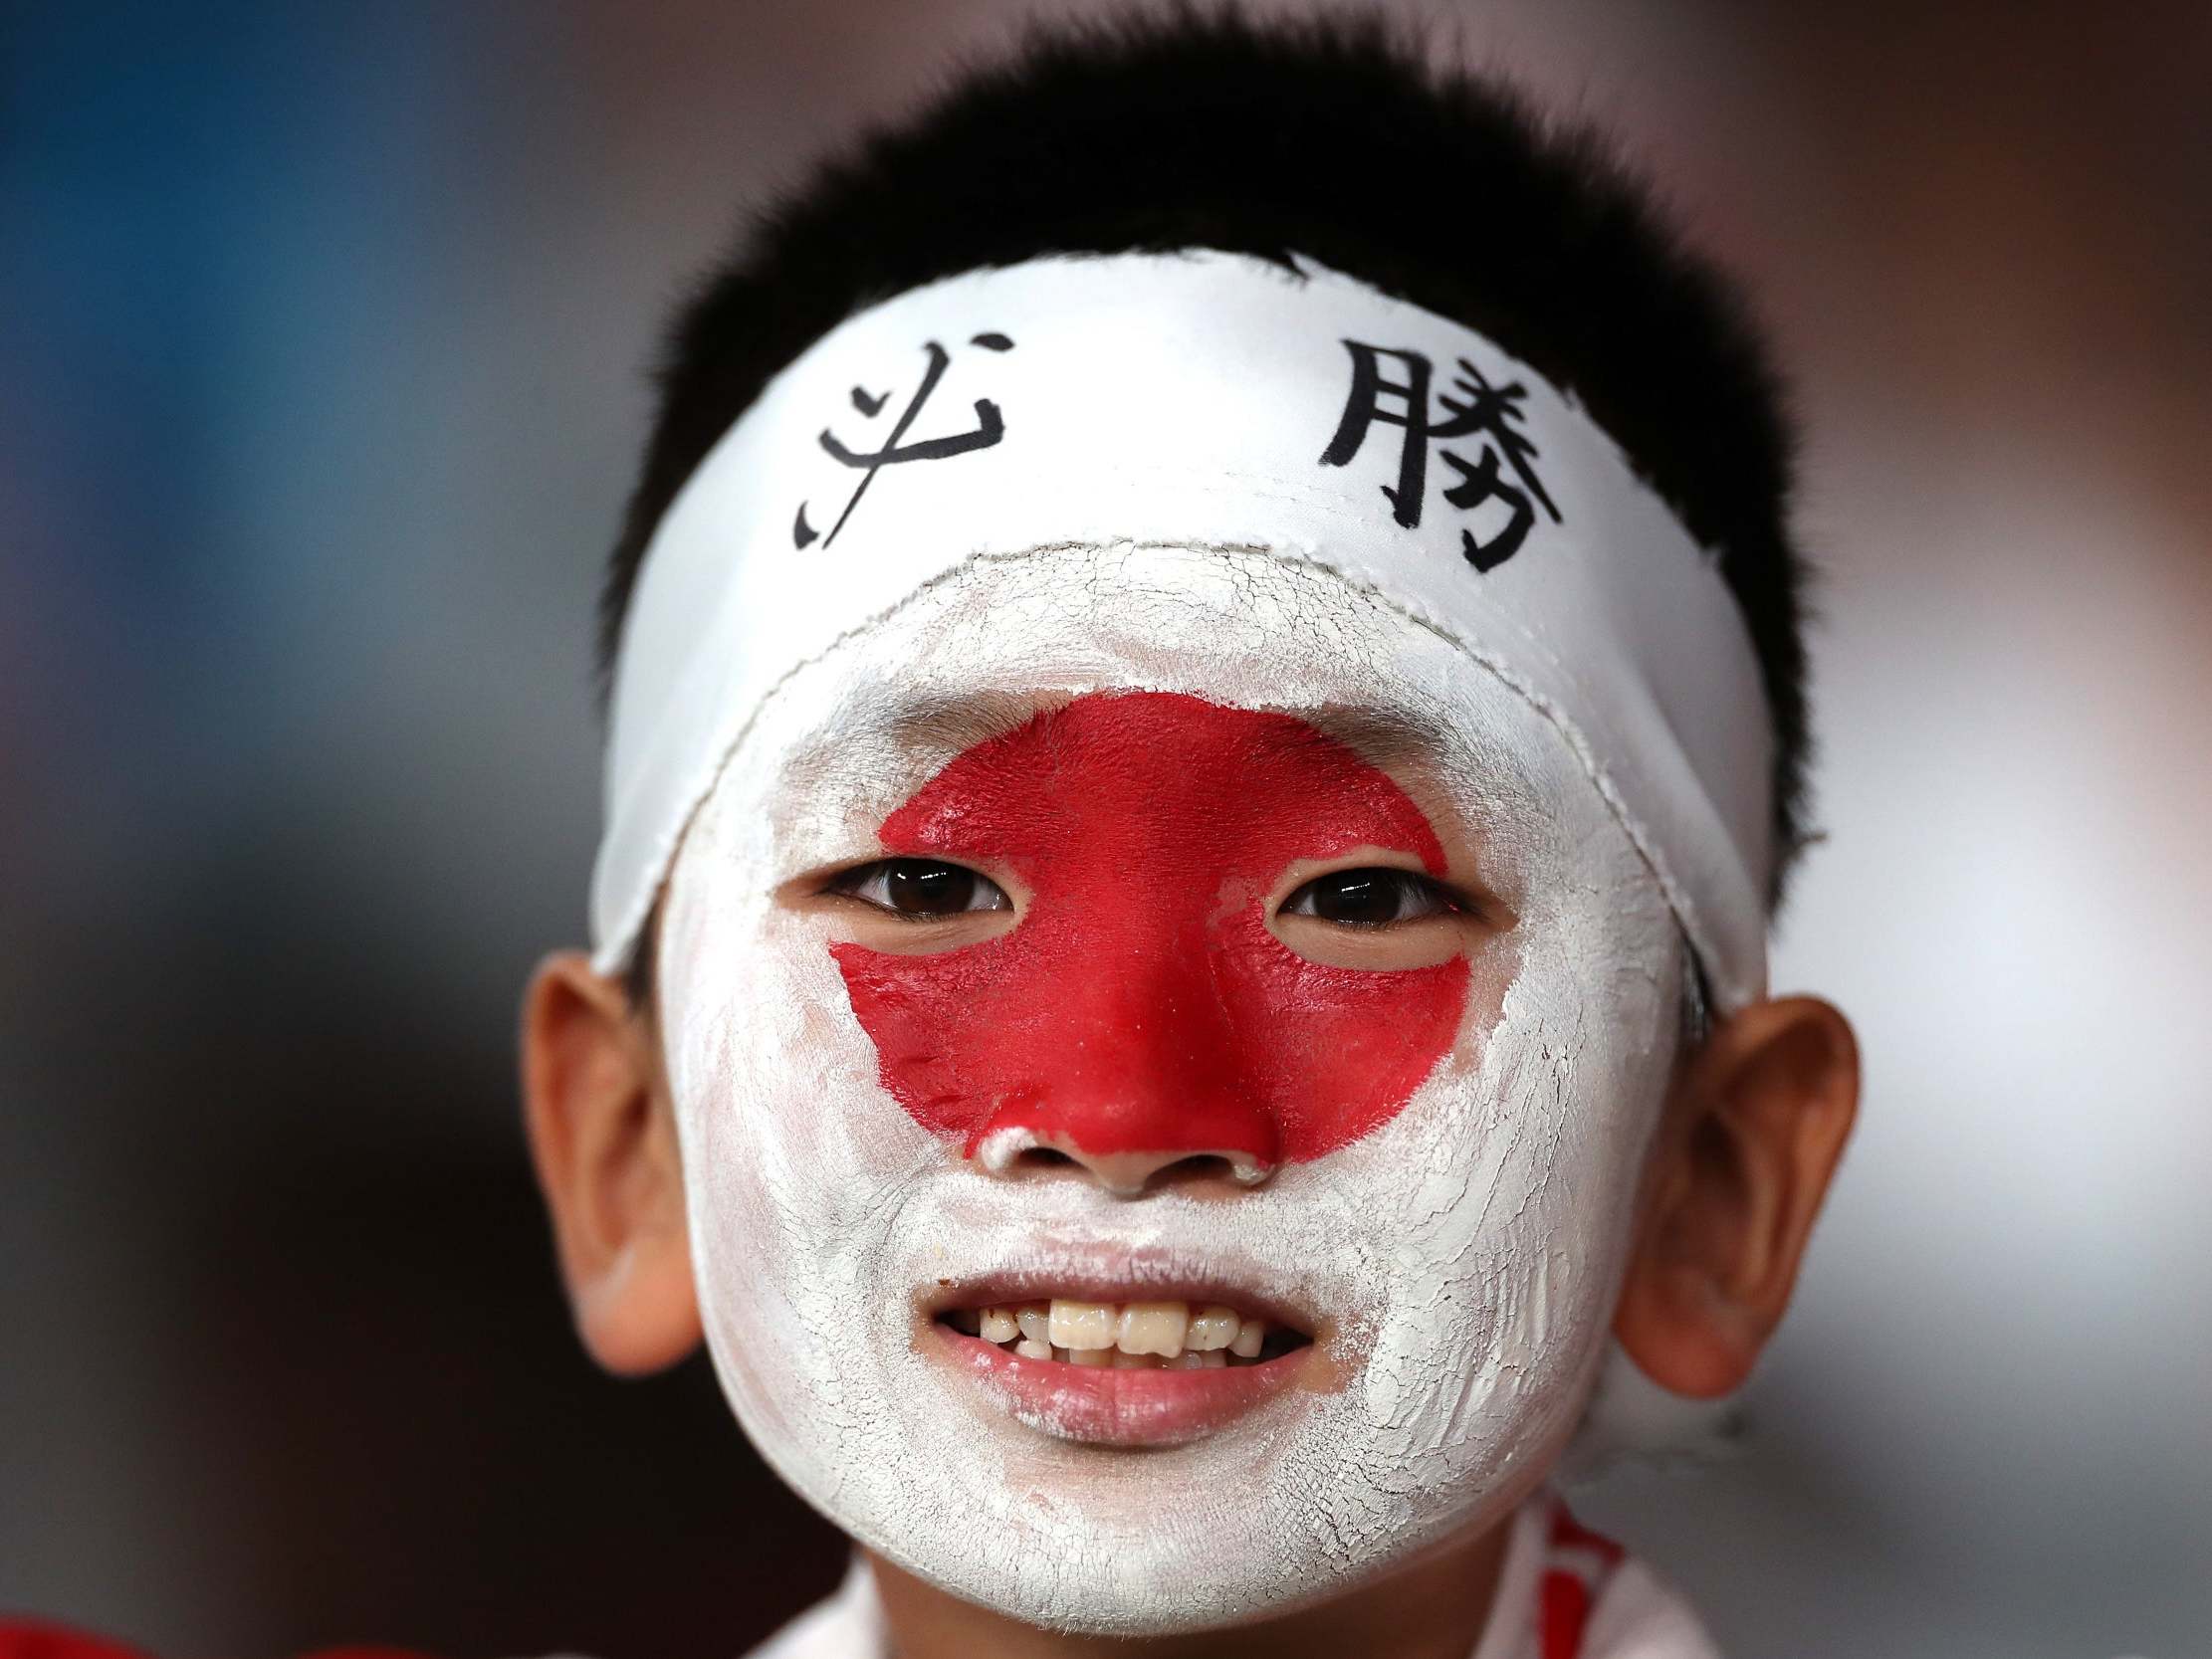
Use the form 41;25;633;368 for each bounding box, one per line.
833;692;1470;1173
658;546;1684;1635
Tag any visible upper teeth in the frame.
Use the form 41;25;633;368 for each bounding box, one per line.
946;1297;1285;1367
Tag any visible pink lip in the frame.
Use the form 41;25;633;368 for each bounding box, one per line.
931;1324;1310;1447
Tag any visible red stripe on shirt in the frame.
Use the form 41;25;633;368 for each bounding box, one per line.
1535;1496;1629;1659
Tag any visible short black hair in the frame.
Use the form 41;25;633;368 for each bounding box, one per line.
598;6;1814;908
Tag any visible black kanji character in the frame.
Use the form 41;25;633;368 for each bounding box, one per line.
795;331;1015;548
1318;340;1562;572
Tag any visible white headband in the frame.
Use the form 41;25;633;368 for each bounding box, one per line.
595;252;1773;1009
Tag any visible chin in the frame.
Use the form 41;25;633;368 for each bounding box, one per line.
688;1128;1623;1635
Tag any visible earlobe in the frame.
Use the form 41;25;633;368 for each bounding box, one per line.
519;951;703;1376
1615;995;1858;1398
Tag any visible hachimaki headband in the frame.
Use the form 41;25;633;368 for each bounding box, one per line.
594;252;1774;1010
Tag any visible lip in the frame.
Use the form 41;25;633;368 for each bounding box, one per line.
918;1267;1324;1448
931;1323;1310;1447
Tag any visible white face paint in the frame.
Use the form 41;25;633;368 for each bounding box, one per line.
656;544;1681;1633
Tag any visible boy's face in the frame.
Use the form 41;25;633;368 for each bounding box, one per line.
654;545;1683;1633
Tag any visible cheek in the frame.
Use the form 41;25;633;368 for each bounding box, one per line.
664;893;940;1230
1217;909;1471;1155
832;908;1467;1162
830;692;1472;1165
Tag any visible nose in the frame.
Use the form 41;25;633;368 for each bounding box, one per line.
963;920;1282;1196
975;1125;1275;1197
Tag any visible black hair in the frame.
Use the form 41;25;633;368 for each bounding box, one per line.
598;5;1814;926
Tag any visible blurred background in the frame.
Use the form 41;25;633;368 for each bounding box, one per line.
4;1;2208;1654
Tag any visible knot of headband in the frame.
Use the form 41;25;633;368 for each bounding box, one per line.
596;252;1774;1009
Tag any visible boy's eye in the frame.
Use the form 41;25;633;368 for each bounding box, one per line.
1278;867;1458;929
829;858;1012;918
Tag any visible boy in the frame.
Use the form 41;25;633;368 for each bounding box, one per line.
0;14;1855;1659
527;11;1858;1659
0;13;1860;1659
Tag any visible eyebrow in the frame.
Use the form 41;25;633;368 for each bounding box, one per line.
1296;704;1456;775
782;688;1456;781
872;689;1069;755
773;687;1062;797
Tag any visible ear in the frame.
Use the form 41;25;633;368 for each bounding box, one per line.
1615;995;1859;1398
519;950;701;1375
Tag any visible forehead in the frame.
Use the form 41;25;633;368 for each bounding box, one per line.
722;543;1592;860
778;545;1557;760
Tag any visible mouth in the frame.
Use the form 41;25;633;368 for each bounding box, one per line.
938;1294;1310;1365
925;1280;1318;1447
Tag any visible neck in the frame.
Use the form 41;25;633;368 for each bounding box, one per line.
865;1517;1513;1659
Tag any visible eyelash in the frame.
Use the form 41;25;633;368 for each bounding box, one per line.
824;860;1467;929
1278;867;1464;929
825;858;1013;920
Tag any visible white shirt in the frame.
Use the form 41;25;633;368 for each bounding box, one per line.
747;1493;1720;1659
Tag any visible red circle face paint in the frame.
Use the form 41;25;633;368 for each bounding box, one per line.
830;691;1471;1167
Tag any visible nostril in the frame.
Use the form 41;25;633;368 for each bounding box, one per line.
974;1126;1276;1195
1159;1152;1237;1186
